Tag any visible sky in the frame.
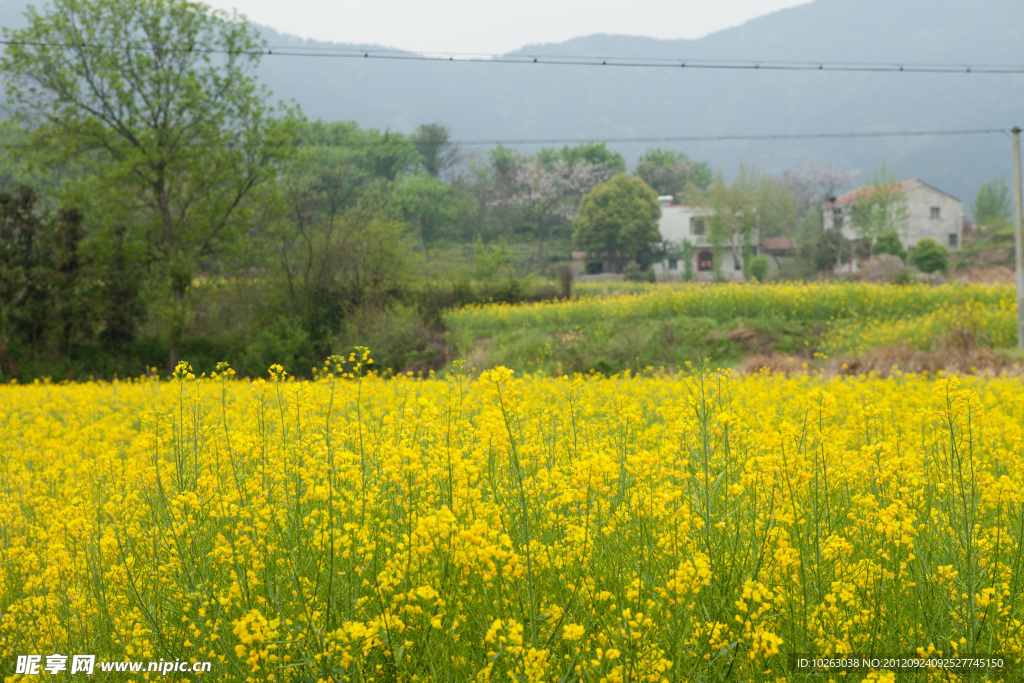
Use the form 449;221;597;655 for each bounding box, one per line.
202;0;814;55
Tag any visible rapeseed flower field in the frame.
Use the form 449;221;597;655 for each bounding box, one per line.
446;283;1016;374
450;283;1012;334
2;353;1023;681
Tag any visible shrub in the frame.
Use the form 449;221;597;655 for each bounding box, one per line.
890;268;915;286
872;230;906;262
747;255;769;282
240;317;316;379
909;238;949;274
338;303;446;375
623;262;655;282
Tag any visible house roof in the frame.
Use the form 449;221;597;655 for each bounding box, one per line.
760;237;796;252
825;179;960;209
828;180;918;209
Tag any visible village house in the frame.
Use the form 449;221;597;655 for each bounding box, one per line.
573;195;794;280
648;199;749;281
822;179;964;251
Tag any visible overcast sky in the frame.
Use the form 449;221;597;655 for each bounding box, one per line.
203;0;813;55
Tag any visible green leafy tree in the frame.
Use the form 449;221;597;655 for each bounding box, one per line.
909;238;949;274
849;161;910;241
573;175;661;272
0;185;133;377
755;175;799;239
392;173;465;248
413;123;460;178
635;148;713;198
0;120;84;191
791;230;845;276
971;177;1011;229
537;142;625;175
277;123;424;349
300;120;420;184
872;229;906;262
679;239;695;281
448;162;500;249
710;167;791;277
496;145;621;266
1;0;298;368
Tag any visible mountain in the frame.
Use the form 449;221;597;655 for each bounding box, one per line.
250;0;1022;208
1;0;1022;207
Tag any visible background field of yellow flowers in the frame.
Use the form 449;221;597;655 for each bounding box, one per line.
446;283;1017;374
3;340;1024;680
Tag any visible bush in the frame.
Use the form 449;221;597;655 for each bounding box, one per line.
337;303;446;376
872;230;906;262
179;335;245;376
909;238;949;274
623;262;656;282
747;255;769;282
240;317;316;379
890;268;915;286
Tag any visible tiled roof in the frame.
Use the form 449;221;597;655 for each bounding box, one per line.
759;237;796;252
827;179;919;209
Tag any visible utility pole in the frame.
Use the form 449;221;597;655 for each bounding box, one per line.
1013;126;1024;349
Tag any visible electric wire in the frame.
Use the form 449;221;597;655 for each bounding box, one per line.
1;38;1023;75
0;127;1006;153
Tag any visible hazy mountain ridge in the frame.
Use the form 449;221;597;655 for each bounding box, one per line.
248;0;1024;205
1;0;1022;205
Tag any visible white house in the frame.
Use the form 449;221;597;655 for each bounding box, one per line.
822;179;964;251
650;196;753;281
571;195;786;280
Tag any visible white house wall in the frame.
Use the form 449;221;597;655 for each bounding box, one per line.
654;205;756;280
658;206;713;244
902;186;962;249
823;181;963;251
651;246;749;281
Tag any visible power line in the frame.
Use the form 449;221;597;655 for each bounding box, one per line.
2;38;1024;75
450;128;1009;146
0;127;1005;152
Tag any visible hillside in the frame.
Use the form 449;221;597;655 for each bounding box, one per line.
0;0;1021;205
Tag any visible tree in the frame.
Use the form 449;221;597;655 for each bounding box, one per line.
679;239;695;281
872;229;906;262
803;230;845;274
392;173;465;247
448;161;500;252
300;120;420;184
494;146;619;265
276;121;425;350
754;175;799;239
537;143;625;175
1;0;297;368
971;178;1011;229
0;184;139;378
573;175;661;272
784;162;854;244
708;166;795;277
849;162;910;241
909;238;949;274
413;123;460;179
635;148;713;199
